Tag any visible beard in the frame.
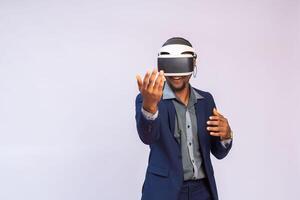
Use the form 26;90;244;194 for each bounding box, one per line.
166;75;191;92
168;81;187;92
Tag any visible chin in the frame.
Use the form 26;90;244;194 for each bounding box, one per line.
170;82;186;92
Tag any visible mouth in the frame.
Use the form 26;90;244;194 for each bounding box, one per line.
168;76;184;85
170;76;183;80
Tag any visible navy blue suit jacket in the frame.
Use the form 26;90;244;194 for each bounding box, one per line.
135;87;232;200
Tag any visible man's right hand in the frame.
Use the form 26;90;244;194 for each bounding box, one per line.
136;69;165;114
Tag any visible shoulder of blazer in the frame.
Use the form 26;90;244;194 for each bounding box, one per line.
192;87;215;102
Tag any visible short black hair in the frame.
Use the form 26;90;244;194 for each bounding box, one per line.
162;37;192;47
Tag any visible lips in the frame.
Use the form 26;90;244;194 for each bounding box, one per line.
170;77;184;85
171;77;182;80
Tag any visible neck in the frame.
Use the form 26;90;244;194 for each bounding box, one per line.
175;85;190;106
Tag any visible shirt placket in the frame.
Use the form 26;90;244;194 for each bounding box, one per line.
185;108;198;179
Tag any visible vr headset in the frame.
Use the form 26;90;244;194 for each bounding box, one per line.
157;43;197;76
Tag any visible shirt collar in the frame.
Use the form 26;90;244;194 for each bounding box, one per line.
162;82;204;100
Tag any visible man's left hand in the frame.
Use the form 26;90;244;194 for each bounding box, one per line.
206;108;232;140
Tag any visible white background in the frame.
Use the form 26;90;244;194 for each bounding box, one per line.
0;0;299;199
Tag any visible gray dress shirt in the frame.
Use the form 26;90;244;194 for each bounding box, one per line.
163;82;206;180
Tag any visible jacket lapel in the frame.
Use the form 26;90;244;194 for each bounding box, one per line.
195;99;208;154
163;100;180;146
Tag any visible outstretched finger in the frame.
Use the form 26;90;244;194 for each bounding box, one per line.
209;116;221;120
153;70;164;91
142;70;151;90
147;69;158;91
158;76;165;92
136;75;143;91
210;132;221;137
207;126;224;132
158;72;165;92
206;120;220;126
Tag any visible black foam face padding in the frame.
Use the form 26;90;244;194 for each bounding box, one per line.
158;57;194;74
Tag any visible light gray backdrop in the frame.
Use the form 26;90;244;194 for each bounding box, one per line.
0;0;299;199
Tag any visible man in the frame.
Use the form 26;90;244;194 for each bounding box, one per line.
135;37;233;200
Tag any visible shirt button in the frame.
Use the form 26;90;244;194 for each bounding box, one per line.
192;160;194;163
189;142;192;146
187;125;190;128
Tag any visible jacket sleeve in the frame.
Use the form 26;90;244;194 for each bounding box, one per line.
207;92;233;160
135;94;161;145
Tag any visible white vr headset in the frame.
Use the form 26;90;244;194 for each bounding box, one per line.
157;44;197;76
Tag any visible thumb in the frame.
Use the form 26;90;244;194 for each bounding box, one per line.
213;108;221;116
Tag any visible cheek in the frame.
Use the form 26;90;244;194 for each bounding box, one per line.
183;78;190;84
185;76;192;83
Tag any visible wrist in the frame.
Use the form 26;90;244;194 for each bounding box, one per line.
221;130;233;140
142;102;158;114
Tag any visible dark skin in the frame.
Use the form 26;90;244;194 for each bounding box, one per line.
136;69;232;140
